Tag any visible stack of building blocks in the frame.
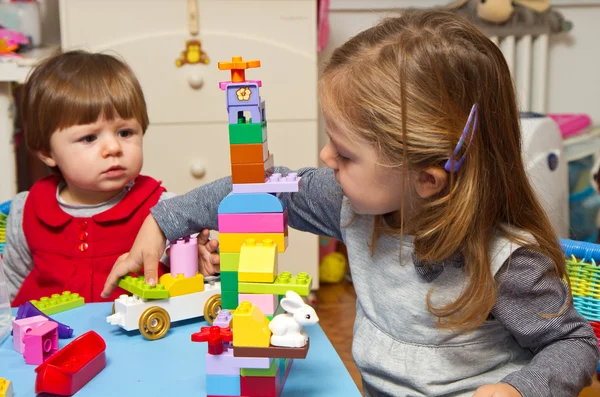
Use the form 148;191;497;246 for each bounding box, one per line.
12;315;59;365
191;56;315;397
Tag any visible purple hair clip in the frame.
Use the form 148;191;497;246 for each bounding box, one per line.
444;104;478;173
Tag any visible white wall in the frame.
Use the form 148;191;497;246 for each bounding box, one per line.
318;1;600;156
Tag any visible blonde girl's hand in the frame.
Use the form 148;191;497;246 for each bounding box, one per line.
197;228;220;276
472;383;522;397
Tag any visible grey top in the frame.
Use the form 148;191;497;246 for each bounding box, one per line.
150;167;599;396
4;180;175;301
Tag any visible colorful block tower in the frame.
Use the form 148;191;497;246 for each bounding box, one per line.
192;56;316;397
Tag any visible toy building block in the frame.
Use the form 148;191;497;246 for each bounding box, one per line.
220;271;239;292
241;373;280;397
0;378;12;397
230;142;269;164
13;315;48;353
238;239;278;283
220;253;240;272
238;272;313;296
191;325;233;355
231;153;274;184
218;210;288;233
34;331;106;396
203;346;272;375
238;294;278;316
117;275;169;299
23;321;58;365
206;374;241;396
213;309;233;328
228;121;268;145
159;273;204;297
170;236;199;278
218;192;284;214
241;357;280;377
219;232;288;253
218;56;261;83
232;173;301;194
222;291;239;310
232;301;271;348
30;291;84;316
15;302;74;339
233;340;309;359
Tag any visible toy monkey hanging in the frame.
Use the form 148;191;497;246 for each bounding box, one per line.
175;39;210;67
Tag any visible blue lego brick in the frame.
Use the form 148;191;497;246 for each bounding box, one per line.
218;192;284;214
227;82;261;107
206;374;241;396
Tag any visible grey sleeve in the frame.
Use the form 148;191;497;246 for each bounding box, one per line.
3;192;33;302
151;167;343;242
493;248;599;396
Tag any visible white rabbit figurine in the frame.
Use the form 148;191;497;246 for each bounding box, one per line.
269;290;319;348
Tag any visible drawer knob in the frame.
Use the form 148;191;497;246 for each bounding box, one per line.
188;75;204;89
190;161;207;179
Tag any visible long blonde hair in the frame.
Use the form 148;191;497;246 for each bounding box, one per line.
319;9;566;331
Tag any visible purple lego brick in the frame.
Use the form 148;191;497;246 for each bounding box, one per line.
205;347;271;375
228;100;266;124
15;302;74;339
213;309;233;328
232;173;301;194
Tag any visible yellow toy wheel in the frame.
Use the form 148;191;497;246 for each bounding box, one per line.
203;294;222;325
111;303;115;314
139;306;171;340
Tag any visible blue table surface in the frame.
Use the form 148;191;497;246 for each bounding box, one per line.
0;303;361;396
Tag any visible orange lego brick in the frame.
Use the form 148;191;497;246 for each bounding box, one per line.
231;154;274;184
230;143;269;164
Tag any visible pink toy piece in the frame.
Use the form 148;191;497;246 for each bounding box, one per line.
13;315;49;353
547;113;592;139
24;321;59;365
232;173;301;194
169;236;198;278
219;80;262;90
238;293;279;316
205;346;271;375
218;210;288;233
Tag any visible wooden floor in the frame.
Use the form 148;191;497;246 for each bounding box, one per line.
314;279;600;397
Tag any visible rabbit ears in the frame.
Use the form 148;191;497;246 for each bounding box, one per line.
280;291;305;313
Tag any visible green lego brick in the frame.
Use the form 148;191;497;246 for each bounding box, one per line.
238;272;312;296
220;271;239;291
118;275;169;299
30;291;85;316
222;291;239;310
220;252;240;272
228;121;267;144
267;315;274;321
241;358;280;377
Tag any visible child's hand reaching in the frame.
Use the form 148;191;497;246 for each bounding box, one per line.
472;383;522;397
196;228;220;276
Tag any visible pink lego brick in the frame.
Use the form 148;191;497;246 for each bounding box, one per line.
232;173;301;194
23;321;58;365
218;210;288;233
547;113;592;139
205;346;272;375
170;236;198;278
219;79;262;90
12;315;48;353
238;294;279;315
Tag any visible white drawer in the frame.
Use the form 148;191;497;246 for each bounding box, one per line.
59;0;317;123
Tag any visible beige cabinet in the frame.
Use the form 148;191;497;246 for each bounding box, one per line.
60;0;320;286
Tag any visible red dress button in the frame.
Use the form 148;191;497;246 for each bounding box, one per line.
78;242;89;252
79;221;88;230
79;232;88;241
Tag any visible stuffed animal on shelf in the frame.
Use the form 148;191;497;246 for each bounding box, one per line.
268;290;319;348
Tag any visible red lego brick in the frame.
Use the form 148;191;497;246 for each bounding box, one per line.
241;373;279;397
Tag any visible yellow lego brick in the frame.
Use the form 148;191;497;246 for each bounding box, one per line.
232;301;271;348
30;291;85;316
238;238;278;283
238;272;313;296
0;378;13;397
219;232;288;253
159;273;204;297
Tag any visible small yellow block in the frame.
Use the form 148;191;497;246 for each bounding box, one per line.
0;378;13;397
159;273;204;297
220;232;288;253
232;301;271;347
238;238;278;283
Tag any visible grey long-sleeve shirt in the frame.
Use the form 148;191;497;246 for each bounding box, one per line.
151;166;599;396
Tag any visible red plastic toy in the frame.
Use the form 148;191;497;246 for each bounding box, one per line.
191;325;233;355
34;330;106;396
